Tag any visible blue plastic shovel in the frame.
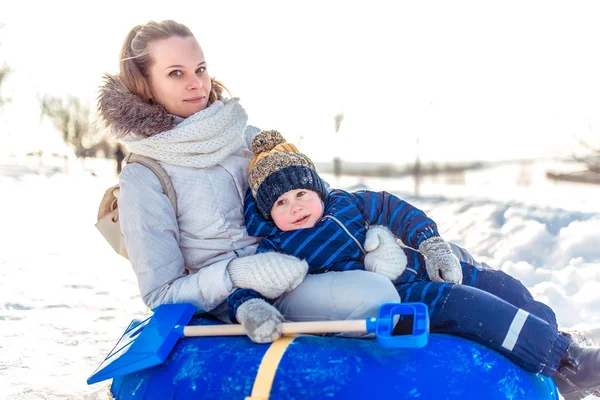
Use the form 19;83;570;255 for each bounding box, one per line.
87;302;429;385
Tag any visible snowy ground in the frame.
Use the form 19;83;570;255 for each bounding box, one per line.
1;156;599;399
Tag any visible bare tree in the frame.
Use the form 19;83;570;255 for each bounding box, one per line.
334;113;344;134
333;113;344;181
39;95;99;156
414;136;421;196
572;123;600;175
0;25;10;111
0;65;9;111
574;138;600;174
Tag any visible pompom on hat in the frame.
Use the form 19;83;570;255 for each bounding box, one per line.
248;130;327;219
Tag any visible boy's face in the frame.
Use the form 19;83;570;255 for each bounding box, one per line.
270;189;324;232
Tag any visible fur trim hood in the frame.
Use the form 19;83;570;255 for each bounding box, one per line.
97;74;175;139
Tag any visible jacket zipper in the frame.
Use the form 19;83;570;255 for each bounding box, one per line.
324;215;418;276
323;215;366;255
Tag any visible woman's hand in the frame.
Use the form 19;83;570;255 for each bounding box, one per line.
419;237;463;284
364;226;407;280
227;252;308;299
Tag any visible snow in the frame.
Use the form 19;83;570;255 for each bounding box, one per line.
1;156;599;399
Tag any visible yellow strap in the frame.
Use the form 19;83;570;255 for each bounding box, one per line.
246;335;297;400
106;382;115;400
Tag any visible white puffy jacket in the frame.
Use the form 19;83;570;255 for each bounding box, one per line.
119;126;261;310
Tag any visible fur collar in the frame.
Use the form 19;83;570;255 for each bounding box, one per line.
97;74;175;139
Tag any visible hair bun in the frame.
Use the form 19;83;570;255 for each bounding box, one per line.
252;130;287;156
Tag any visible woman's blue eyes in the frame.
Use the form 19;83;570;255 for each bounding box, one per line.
168;67;206;77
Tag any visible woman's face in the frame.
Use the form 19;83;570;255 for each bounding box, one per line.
147;36;212;118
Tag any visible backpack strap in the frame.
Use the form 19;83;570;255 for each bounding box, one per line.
125;153;178;215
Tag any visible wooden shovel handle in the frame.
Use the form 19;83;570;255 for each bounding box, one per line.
182;319;368;337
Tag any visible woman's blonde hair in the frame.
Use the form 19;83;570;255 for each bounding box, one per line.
118;20;228;105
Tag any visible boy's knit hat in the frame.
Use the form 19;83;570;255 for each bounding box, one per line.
248;130;327;219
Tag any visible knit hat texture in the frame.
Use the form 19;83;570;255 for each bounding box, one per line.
248;130;327;218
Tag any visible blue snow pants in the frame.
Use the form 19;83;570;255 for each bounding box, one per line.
395;251;569;376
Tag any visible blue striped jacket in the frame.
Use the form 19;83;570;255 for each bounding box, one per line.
227;188;439;321
245;188;440;271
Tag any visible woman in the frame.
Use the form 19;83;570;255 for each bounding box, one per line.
98;20;400;337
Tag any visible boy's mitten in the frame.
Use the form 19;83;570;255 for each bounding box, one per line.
364;226;407;280
227;252;308;299
236;299;284;343
419;237;463;284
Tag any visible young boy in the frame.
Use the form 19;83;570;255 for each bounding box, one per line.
228;130;463;337
229;130;600;399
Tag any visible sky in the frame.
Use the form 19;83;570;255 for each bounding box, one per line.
0;156;599;399
2;0;600;163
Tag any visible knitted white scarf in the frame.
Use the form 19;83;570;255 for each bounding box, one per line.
122;99;248;168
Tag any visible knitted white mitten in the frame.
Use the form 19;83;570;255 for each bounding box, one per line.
236;299;284;343
364;226;408;281
419;237;463;284
227;252;308;299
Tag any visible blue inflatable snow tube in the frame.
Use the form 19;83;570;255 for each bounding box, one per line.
109;316;559;400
